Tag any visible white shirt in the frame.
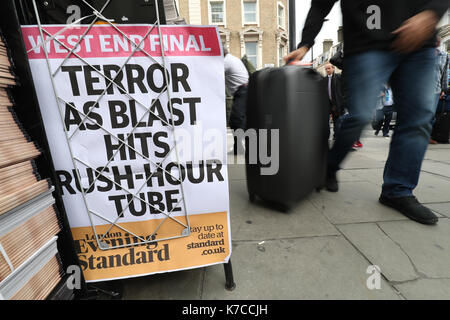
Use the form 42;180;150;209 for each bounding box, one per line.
383;87;394;106
327;74;332;101
224;54;249;95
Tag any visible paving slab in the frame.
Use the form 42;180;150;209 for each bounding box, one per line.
337;169;368;182
308;181;408;224
343;169;450;204
357;151;389;162
378;218;450;278
394;279;450;300
415;173;450;203
121;268;204;300
421;161;450;178
427;144;450;150
424;149;450;162
340;153;386;170
337;223;418;282
228;180;339;241
227;164;246;181
427;202;450;218
202;236;401;299
343;168;384;186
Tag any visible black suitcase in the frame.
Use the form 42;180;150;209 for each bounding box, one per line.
431;112;450;143
245;66;329;211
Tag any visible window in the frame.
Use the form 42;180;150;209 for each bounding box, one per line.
245;41;258;68
278;44;285;67
277;3;285;29
243;0;257;24
210;1;225;24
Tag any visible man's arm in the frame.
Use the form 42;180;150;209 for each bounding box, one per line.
392;1;449;53
330;49;344;70
284;0;337;62
297;0;338;49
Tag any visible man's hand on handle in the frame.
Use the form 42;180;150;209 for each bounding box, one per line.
391;10;439;54
283;46;309;64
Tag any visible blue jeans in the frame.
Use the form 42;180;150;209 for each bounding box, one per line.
328;48;438;198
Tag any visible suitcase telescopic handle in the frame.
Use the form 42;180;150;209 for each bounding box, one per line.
285;59;313;67
284;59;322;81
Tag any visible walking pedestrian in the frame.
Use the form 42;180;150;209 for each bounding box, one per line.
324;63;344;140
329;44;363;151
224;48;249;154
374;84;395;137
284;0;448;225
430;36;449;144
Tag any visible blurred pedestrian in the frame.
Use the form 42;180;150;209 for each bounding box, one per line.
430;37;449;144
329;45;363;150
324;63;344;140
224;48;249;154
374;84;395;137
284;0;448;225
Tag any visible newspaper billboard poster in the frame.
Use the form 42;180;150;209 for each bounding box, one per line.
21;24;231;282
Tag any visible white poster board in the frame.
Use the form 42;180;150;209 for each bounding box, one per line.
22;24;231;282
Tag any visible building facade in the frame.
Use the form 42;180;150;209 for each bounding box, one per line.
312;27;343;76
176;0;289;69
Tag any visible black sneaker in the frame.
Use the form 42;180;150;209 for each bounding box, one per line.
379;195;438;225
325;170;338;192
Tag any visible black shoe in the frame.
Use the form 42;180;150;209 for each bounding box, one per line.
379;195;438;225
383;134;390;137
375;130;380;136
325;170;338;192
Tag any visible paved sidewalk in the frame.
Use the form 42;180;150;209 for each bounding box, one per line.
121;129;450;300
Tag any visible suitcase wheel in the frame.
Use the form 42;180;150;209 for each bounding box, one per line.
278;203;291;213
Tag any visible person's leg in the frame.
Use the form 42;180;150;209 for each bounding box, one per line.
328;51;397;173
382;106;393;136
382;48;438;198
327;114;331;141
229;86;248;131
333;114;342;138
229;86;248;154
374;109;384;135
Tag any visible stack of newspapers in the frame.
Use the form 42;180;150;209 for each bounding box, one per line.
0;31;64;300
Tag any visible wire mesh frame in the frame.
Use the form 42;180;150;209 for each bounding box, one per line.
30;0;191;251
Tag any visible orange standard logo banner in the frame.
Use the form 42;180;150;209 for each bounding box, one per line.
71;211;230;282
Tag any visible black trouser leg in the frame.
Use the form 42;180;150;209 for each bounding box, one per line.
382;106;393;136
230;86;248;154
229;86;248;131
